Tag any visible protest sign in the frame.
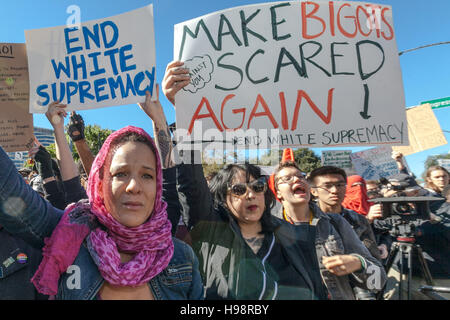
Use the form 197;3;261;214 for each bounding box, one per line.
392;104;448;156
0;43;34;152
321;150;355;174
25;5;156;113
173;1;408;151
350;145;399;180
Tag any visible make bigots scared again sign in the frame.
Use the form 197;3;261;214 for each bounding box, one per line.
173;1;408;149
25;5;156;113
0;43;34;152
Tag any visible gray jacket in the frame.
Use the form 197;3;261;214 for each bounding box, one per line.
309;203;386;299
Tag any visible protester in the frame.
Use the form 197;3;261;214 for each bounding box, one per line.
308;166;385;299
270;161;386;300
424;166;449;212
342;175;371;216
163;61;326;300
0;101;203;300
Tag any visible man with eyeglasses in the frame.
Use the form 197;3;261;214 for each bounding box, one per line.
308;166;382;300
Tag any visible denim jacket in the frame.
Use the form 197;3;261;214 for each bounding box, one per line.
0;147;203;300
309;204;387;300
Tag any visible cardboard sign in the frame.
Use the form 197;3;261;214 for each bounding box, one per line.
25;5;156;113
173;1;408;150
321;150;355;174
392;104;448;156
0;43;34;152
350;145;399;180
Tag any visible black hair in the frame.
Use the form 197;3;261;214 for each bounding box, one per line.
209;163;276;234
307;166;347;185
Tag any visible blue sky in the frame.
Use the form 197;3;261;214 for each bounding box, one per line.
1;0;449;179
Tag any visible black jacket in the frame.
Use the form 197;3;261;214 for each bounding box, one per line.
177;163;325;300
0;227;47;300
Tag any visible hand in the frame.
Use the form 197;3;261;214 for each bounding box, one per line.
162;60;190;106
34;146;54;179
138;85;165;125
391;151;403;162
378;244;389;259
322;255;362;276
68;111;85;142
366;203;383;223
45;101;67;129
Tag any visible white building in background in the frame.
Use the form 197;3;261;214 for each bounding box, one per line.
7;127;55;170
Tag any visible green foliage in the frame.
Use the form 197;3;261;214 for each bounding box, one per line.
291;148;322;174
423;153;450;177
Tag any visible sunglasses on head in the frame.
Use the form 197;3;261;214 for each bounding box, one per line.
228;178;267;196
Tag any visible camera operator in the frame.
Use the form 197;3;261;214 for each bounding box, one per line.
370;174;450;300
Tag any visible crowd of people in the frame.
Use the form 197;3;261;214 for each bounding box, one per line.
0;61;449;300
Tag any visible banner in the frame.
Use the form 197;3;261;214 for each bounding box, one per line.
173;1;408;150
437;159;450;172
321;150;355;174
350;145;399;180
0;43;34;152
25;5;156;113
392;103;448;156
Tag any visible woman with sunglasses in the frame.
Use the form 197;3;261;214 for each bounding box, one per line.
162;61;326;300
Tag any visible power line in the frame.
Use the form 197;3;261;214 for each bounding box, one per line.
399;41;450;56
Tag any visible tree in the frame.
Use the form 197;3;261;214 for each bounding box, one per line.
423;153;450;177
46;124;113;161
291;148;322;174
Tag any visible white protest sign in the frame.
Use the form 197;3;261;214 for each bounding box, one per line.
173;1;408;151
350;145;399;180
25;5;156;113
321;150;355;174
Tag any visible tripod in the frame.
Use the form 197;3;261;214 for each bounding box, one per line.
377;237;434;300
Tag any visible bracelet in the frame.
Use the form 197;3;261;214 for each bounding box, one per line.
356;255;366;271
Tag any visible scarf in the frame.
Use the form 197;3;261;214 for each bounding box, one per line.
342;175;371;216
32;126;174;296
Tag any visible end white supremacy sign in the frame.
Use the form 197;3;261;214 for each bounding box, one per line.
173;1;408;149
25;5;156;113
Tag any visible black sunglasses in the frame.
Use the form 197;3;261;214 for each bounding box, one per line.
228;178;267;196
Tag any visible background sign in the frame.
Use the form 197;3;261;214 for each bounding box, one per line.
0;43;33;152
350;145;399;180
392;103;448;156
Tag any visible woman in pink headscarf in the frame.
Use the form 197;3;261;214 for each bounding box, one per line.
0;92;203;300
342;175;371;216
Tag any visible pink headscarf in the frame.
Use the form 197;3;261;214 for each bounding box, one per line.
32;126;173;296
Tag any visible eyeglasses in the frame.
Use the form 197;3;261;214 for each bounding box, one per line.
312;182;347;191
228;178;267;197
276;173;306;185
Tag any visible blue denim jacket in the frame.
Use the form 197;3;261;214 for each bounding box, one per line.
0;147;203;300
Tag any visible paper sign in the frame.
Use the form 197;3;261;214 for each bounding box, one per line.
321;150;355;174
0;43;34;152
25;5;156;113
392;104;448;156
350;145;399;180
173;1;408;150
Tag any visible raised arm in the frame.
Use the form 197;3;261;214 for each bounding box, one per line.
138;85;175;169
68;111;95;176
45;102;78;181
